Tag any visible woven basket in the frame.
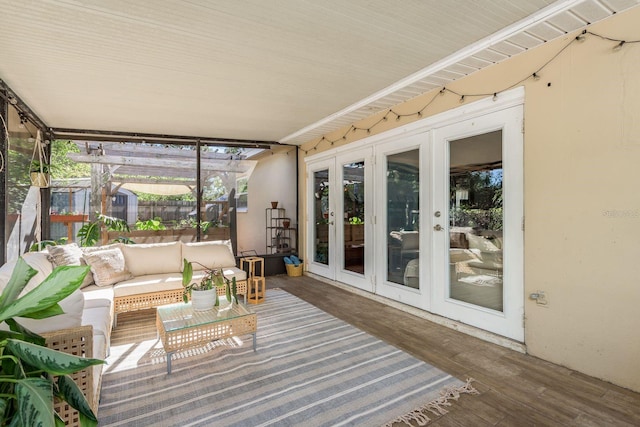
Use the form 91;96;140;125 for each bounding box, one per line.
286;264;303;277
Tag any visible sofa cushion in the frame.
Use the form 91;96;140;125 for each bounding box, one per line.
47;243;94;288
181;240;236;271
82;285;115;309
113;273;184;298
190;267;247;284
120;242;182;276
466;234;501;252
83;248;133;287
82;306;113;345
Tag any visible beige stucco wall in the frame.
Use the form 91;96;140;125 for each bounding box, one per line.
237;148;297;254
298;7;640;392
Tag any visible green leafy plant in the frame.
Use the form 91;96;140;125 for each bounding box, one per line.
29;160;51;174
348;217;363;225
181;259;238;306
28;238;68;252
77;214;130;247
134;218;166;231
0;258;104;425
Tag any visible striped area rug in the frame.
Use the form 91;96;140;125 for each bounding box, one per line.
98;289;476;426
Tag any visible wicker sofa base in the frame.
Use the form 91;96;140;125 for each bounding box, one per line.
43;325;98;425
113;279;248;326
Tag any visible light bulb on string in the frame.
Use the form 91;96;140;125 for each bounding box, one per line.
613;41;625;52
493;93;498;102
532;72;541;81
459;95;465;104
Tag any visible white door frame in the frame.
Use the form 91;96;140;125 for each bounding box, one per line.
431;104;524;341
374;132;431;309
335;148;374;292
304;87;525;341
305;158;336;279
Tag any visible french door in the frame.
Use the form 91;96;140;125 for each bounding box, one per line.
306;90;524;341
374;133;430;307
431;106;524;341
306;149;373;291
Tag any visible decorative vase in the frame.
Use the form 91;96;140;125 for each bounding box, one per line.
271;201;278;209
30;172;50;188
191;289;216;311
283;220;290;228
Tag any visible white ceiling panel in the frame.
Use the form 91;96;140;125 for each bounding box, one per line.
0;0;638;146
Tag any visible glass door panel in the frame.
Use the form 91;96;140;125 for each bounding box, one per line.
386;149;420;288
313;169;330;265
432;100;524;342
448;131;503;311
342;161;365;274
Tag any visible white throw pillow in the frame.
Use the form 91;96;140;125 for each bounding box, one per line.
83;248;133;287
182;240;236;270
120;242;182;276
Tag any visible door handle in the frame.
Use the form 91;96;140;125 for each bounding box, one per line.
433;224;443;231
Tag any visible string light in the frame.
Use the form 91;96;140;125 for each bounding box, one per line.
301;29;639;154
18;112;28;128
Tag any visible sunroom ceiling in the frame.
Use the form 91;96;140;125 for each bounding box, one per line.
0;0;638;146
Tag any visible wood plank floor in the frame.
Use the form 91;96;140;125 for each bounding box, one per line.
267;274;640;426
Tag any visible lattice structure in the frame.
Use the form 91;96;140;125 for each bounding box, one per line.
114;280;248;315
43;325;97;426
156;303;257;373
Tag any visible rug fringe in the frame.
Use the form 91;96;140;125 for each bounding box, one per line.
382;378;479;427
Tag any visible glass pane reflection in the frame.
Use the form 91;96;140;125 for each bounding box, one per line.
386;150;419;287
313;170;329;264
448;131;504;312
343;161;365;274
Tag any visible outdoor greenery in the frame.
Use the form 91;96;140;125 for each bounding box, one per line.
450;169;503;230
50;140;91;179
134;218;166;231
77;214;130;247
0;258;103;426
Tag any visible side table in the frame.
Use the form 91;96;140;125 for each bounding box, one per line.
241;256;266;304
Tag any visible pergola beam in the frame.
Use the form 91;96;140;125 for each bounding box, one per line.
68;153;256;174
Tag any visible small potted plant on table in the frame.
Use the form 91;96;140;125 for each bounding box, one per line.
182;259;239;311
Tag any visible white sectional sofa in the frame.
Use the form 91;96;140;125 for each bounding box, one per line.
0;239;247;425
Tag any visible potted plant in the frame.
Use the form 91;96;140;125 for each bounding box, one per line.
181;259;238;311
0;257;103;425
29;160;51;188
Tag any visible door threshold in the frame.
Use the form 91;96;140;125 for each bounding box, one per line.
306;271;526;354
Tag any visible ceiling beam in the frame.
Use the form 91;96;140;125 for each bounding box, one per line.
54;127;281;149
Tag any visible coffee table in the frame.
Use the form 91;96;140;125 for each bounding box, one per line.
156;301;257;374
